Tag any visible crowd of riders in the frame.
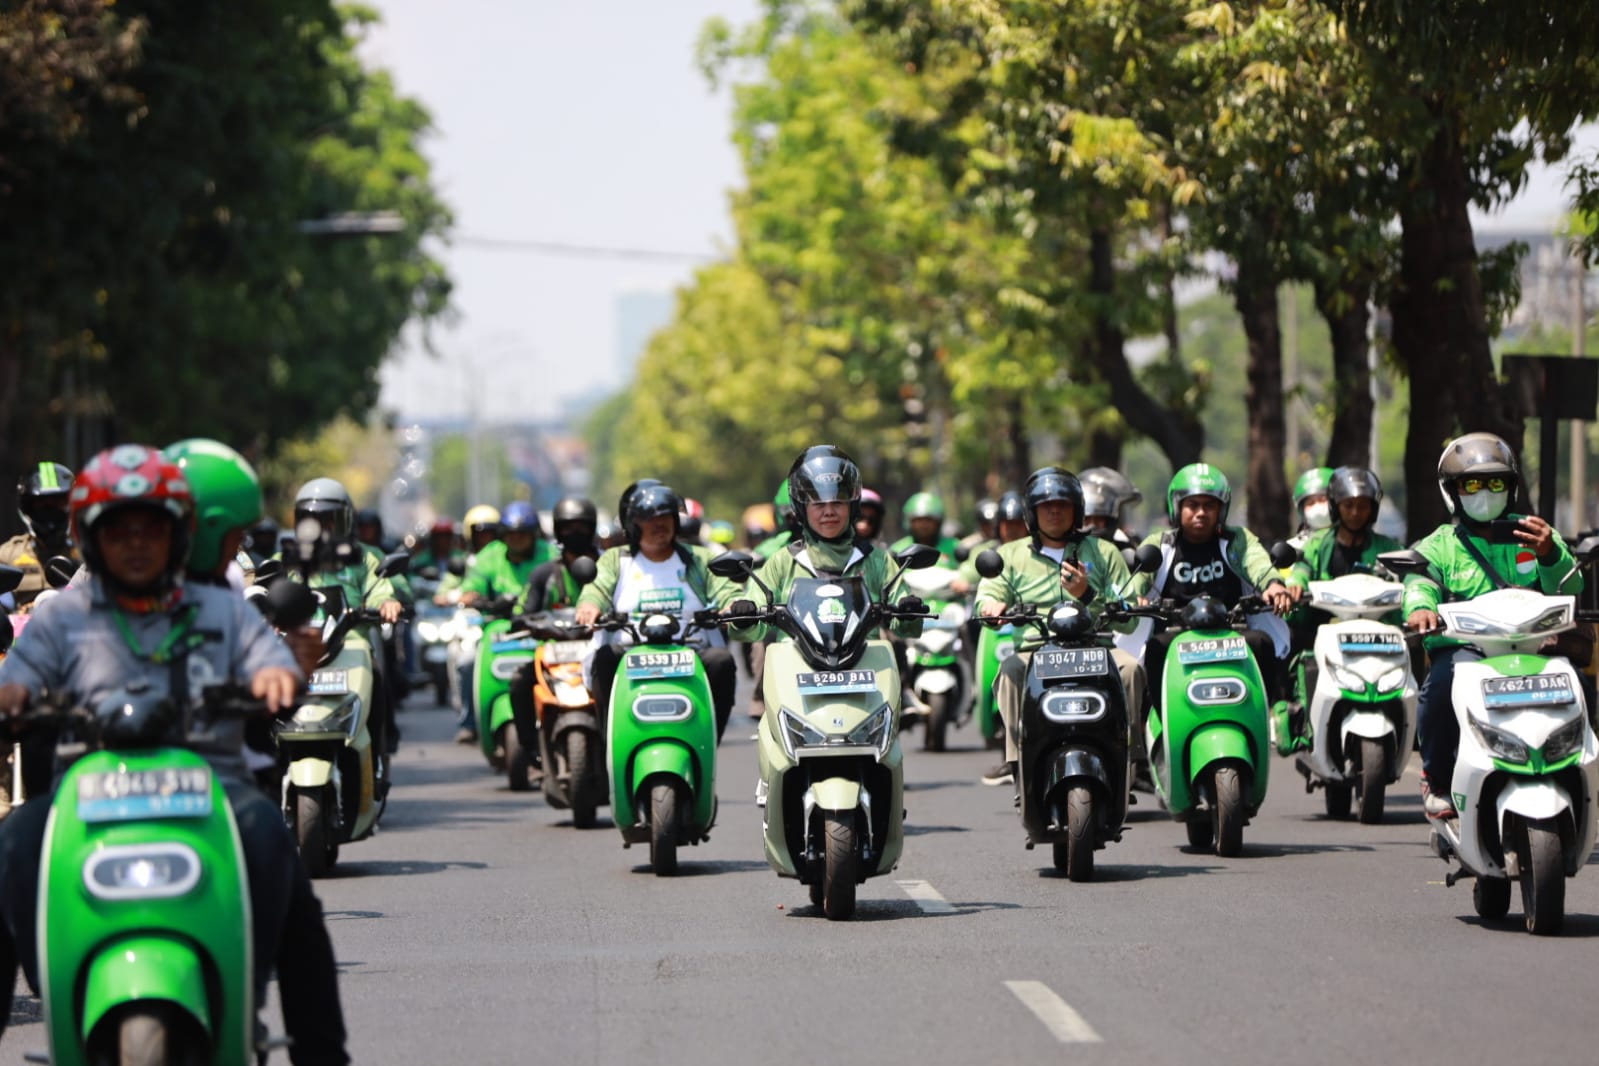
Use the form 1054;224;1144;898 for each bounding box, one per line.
0;425;1585;1057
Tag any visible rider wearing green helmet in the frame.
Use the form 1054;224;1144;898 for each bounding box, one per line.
163;439;263;581
890;491;963;574
1289;466;1336;548
1128;463;1296;707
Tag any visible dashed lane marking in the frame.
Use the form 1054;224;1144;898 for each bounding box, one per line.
1004;980;1104;1044
895;879;956;914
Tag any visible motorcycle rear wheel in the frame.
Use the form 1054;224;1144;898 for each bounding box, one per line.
1214;764;1247;857
1357;737;1386;824
923;692;951;753
822;810;859;920
1184;812;1213;852
1323;781;1352;820
568;732;597;829
1052;786;1096;882
650;781;680;876
1473;875;1511;920
1520;819;1566;936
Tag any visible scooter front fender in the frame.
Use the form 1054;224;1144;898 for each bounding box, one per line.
1495;778;1574;830
81;935;210;1042
287;757;335;789
915;668;959;695
630;742;697;803
1340;710;1396;743
806;776;862;812
1047;748;1108;792
1186;724;1255;787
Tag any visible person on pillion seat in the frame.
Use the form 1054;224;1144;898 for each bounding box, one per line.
1402;433;1582;821
1079;467;1143;549
974;467;1145;788
1126;463;1295;714
0;462;77;610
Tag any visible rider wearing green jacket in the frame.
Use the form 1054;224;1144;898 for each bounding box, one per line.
889;491;964;577
973;467;1145;786
460;501;555;606
1402;433;1582;819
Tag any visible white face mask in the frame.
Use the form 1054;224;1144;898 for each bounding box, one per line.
1461;490;1509;523
1302;500;1332;531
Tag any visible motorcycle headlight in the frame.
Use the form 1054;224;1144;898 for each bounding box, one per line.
1543;715;1587;762
1318;592;1355;607
1331;665;1370;694
778;707;828;758
847;703;894;756
1468;715;1529;764
1372;587;1402;607
84;844;201;901
416;621;440;643
281;697;361;738
1376;665;1409;694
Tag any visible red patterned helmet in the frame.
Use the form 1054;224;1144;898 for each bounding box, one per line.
70;444;195;579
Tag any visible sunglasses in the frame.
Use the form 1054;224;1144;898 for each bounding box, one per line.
1457;476;1508;496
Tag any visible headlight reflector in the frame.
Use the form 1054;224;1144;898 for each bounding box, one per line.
84;844;201;901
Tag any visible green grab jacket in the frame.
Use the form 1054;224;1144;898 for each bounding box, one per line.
973;535;1134;651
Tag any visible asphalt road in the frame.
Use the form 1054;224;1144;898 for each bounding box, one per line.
6;682;1597;1066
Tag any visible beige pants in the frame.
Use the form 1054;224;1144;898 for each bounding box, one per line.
995;647;1147;764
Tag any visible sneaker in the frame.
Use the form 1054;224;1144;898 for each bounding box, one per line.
1421;775;1456;820
981;761;1016;787
454;728;477;745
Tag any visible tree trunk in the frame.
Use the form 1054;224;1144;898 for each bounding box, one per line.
1084;227;1202;470
1392;100;1523;535
1234;256;1290;542
1316;279;1373;469
1005;392;1029;489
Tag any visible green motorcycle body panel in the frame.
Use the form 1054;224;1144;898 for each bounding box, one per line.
974;623;1016;744
476;618;539;759
40;748;252;1065
607;641;717;843
756;640;904;880
1147;626;1270;815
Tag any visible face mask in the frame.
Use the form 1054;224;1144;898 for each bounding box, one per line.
1302;501;1332;531
1461;490;1508;523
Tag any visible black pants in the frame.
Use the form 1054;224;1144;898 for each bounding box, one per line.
0;784;349;1065
1145;626;1287;706
590;643;738;743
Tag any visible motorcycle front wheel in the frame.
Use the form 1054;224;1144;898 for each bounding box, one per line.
1213;763;1248;858
1520;818;1566;936
295;787;338;878
650;781;681;876
1051;786;1096;882
1357;737;1386;824
822;810;859;920
568;732;597;829
923;691;951;753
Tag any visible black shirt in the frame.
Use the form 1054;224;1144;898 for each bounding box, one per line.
1163;536;1243;607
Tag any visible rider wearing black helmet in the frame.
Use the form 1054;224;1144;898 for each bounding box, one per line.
576;482;740;740
973;466;1144;786
0;461;77;609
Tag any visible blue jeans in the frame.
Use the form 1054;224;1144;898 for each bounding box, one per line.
1417;644;1483;788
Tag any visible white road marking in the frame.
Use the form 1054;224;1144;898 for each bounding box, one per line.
1004;980;1104;1044
895;879;956;914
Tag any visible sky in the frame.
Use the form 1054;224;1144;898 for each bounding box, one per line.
365;3;1595;426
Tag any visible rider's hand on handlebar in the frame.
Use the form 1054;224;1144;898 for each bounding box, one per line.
284;626;325;677
0;683;28;720
1408;608;1441;634
896;595;927;616
574;602;601;626
979;600;1006;619
1261;583;1295;617
379;599;403;625
250;666;300;715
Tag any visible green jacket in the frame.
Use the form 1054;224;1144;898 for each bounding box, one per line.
957;537;1000;586
753;529;794;562
1127;525;1285;603
1402;516;1582;651
1286;526;1403;588
462;539;556;601
974;535;1134;651
577;541;735;617
365;542;413;606
889;534;960;569
276;543;397;614
734;535;923;643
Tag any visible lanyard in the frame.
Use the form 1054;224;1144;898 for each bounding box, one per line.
112;602;205;665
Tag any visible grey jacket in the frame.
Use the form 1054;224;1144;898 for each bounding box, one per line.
0;577;300;784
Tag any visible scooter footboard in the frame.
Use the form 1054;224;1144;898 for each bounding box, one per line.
81;934;212;1041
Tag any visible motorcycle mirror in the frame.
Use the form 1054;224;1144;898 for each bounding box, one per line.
0;563;24;597
1574;534;1599;563
1376;549;1430;577
1130;544;1163;574
895;544;942;571
447;556;467;577
376;549;411;579
44;556;78;590
263;580;320;630
973;549;1004;579
568;556;599;586
709;551;757;581
1268;541;1299;569
253;558;284;584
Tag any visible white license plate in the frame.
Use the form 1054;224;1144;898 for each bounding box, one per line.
1178;636;1248;665
78;767;213;823
796;670;880;694
1482;674;1576;709
625;650;696;679
309;669;348;694
1338;632;1405;655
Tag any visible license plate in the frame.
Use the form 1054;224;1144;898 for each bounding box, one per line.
1033;646;1109;680
77;767;213;823
1482;674;1576;709
543;640;589;664
796;670;880;694
625;650;696;679
1338;632;1406;655
491;638;540;654
308;669;348;694
1177;636;1248;665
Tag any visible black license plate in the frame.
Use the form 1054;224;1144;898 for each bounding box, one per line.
796;670;880;694
1482;674;1576;709
1033;647;1109;680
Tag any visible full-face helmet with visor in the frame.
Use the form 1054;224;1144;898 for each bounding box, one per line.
787;445;862;542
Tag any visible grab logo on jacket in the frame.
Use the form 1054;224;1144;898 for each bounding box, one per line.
1172;559;1227;585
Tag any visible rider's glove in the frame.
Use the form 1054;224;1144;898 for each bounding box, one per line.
725;599;759;628
896;595;927;615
